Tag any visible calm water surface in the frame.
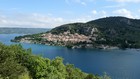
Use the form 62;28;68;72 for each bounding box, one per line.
0;34;140;79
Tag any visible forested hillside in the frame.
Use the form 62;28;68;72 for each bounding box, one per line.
12;17;140;49
0;43;110;79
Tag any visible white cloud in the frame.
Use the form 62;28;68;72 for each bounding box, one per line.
100;11;106;15
65;0;94;5
65;0;87;6
113;8;134;18
91;10;108;19
100;10;107;17
0;13;66;28
108;0;140;3
73;0;87;5
0;12;96;28
70;15;93;22
104;4;125;8
91;10;97;15
138;9;140;13
91;10;107;18
80;2;86;5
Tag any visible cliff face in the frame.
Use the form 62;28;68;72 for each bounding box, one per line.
12;16;140;49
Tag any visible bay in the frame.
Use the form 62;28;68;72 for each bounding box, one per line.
0;34;140;79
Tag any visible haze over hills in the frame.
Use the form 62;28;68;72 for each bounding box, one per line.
0;28;51;34
12;16;140;49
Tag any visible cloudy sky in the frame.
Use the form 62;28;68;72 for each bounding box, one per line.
0;0;140;28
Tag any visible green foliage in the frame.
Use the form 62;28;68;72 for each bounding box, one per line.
85;74;100;79
50;16;140;49
88;16;140;48
50;23;97;36
11;33;42;42
99;72;111;79
0;43;30;79
0;43;108;79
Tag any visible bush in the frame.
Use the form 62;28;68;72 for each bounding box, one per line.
0;43;110;79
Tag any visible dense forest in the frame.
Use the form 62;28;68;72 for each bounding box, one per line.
87;17;140;48
12;16;140;49
0;43;110;79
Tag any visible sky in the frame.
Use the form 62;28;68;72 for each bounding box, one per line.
0;0;140;28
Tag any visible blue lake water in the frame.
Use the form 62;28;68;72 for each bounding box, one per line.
0;34;140;79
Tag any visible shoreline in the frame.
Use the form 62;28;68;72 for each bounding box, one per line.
12;39;137;50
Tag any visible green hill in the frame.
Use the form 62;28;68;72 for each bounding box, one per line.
12;16;140;49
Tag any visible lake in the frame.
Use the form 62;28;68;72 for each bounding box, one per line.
0;34;140;79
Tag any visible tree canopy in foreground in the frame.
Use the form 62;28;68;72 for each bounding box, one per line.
0;43;111;79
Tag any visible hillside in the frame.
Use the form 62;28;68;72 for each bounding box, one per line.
0;43;111;79
12;16;140;49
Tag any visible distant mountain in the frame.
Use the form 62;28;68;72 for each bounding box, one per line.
0;28;51;34
12;17;140;49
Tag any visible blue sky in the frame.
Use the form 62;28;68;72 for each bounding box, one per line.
0;0;140;28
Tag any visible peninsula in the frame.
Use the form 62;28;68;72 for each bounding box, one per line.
12;17;140;49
